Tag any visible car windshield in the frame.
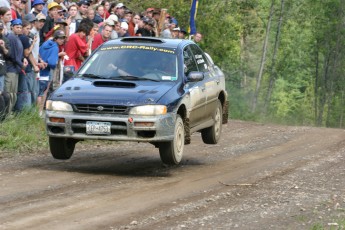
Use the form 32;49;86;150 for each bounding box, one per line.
78;46;178;82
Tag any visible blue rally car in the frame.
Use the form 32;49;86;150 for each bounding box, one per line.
45;37;229;165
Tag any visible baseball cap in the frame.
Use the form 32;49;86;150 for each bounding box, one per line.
48;2;62;10
115;3;125;8
54;18;67;26
180;28;187;34
173;27;180;31
120;21;128;30
146;7;154;12
77;0;90;6
107;14;118;23
104;18;114;26
11;19;22;26
32;0;45;7
53;30;66;39
24;13;37;22
170;18;178;26
36;13;46;21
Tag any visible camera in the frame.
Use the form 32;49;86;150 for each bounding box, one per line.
28;32;36;40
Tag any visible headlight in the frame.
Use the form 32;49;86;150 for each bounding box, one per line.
46;100;73;112
129;105;167;115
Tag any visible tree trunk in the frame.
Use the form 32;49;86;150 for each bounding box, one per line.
251;0;275;113
264;0;284;114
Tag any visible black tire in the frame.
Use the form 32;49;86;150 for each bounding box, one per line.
201;100;223;144
159;115;185;165
49;137;76;160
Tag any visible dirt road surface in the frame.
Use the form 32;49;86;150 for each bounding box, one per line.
1;120;345;230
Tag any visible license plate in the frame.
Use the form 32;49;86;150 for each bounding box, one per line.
86;121;111;135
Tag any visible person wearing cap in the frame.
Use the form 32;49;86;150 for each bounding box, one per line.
114;2;125;21
43;17;67;41
4;19;27;112
75;0;90;23
91;23;111;51
29;13;47;104
117;21;128;37
30;0;45;16
178;28;187;39
146;8;154;18
37;29;66;114
171;27;180;39
41;2;61;45
135;17;155;37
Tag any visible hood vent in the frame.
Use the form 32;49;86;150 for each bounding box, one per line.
93;81;136;88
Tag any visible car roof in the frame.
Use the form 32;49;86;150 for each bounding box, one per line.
102;37;194;49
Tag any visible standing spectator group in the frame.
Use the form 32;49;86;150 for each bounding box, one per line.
0;0;202;119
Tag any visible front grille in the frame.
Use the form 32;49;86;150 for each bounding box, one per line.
74;104;128;114
71;120;127;135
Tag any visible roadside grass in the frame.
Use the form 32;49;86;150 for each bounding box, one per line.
0;108;48;156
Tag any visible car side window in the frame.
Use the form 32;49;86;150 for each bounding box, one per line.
189;44;210;73
183;46;198;76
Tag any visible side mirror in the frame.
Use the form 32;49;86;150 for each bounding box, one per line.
186;71;204;82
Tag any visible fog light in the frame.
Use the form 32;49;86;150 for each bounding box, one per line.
49;117;65;123
134;122;154;127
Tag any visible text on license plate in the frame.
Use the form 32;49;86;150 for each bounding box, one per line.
86;121;111;135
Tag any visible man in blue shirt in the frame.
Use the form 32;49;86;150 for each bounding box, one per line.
4;19;27;112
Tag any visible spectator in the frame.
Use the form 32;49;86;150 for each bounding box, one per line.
193;32;202;43
0;7;12;35
37;29;66;114
136;17;155;37
98;14;117;39
4;19;27;112
0;22;9;92
86;7;95;22
18;0;26;19
179;28;187;39
128;12;139;36
75;0;89;23
44;17;67;41
30;0;45;16
66;3;78;35
10;0;22;20
64;21;92;71
14;19;35;111
41;1;62;45
100;0;110;19
171;27;179;39
29;12;47;104
93;4;103;23
146;7;154;18
114;2;125;21
91;23;111;51
118;21;128;37
160;22;171;38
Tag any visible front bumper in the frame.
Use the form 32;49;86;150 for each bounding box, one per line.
46;111;176;142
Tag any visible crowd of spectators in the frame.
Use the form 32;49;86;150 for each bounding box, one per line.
0;0;203;119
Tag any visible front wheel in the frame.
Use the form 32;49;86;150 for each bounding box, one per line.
159;115;185;165
49;137;76;160
201;100;223;144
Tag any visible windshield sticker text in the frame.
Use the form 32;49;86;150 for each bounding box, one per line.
101;45;176;54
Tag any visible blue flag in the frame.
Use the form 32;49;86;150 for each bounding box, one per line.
189;0;198;35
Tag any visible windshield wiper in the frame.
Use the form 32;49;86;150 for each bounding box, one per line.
79;74;107;79
110;75;160;82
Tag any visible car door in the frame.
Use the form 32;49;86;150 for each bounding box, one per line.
183;45;206;127
189;44;220;120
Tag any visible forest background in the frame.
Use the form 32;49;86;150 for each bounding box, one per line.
127;0;345;128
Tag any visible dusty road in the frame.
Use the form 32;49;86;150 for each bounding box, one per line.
0;120;345;230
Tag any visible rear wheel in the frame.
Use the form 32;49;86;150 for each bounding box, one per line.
49;137;76;160
159;115;185;165
201;100;223;144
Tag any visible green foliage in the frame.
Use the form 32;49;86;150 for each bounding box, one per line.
0;108;48;155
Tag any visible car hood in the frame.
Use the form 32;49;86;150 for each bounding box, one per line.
51;78;175;106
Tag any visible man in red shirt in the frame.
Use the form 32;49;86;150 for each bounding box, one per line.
91;24;112;51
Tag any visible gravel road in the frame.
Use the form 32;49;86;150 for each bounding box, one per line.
0;120;345;230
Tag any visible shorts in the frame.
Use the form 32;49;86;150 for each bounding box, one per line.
38;80;50;96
